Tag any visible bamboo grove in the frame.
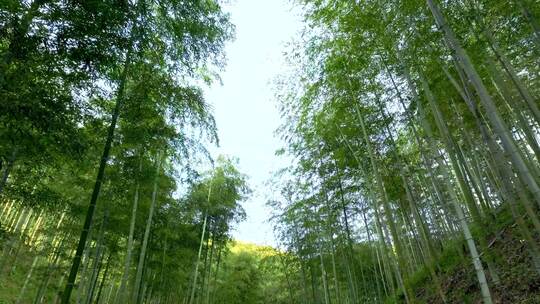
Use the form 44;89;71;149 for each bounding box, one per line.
3;0;540;303
270;0;540;303
0;0;259;303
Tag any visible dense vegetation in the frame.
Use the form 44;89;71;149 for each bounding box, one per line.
2;0;540;303
269;0;540;303
0;0;254;303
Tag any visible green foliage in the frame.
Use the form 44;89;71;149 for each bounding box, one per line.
2;0;540;302
0;0;241;303
215;251;260;304
271;0;540;303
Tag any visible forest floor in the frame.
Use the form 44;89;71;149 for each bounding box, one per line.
0;230;61;303
400;211;540;304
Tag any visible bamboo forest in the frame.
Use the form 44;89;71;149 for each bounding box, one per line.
2;0;540;303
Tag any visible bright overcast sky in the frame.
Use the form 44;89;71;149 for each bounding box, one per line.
204;0;301;246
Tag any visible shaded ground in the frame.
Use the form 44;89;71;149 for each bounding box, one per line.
408;217;540;304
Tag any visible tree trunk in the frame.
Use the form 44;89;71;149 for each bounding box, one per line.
426;0;540;208
117;158;142;303
85;212;109;304
317;240;330;304
95;254;112;304
482;24;540;126
61;41;133;304
415;55;494;304
16;255;39;304
188;203;210;304
204;232;214;304
353;101;412;304
132;154;163;303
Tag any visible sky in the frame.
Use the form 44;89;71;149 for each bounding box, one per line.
204;0;302;247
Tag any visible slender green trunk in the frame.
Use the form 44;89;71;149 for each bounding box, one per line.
85;212;108;304
61;41;133;304
28;210;44;247
415;60;493;304
209;245;222;304
204;232;214;304
421;73;501;285
426;0;540;209
373;75;446;300
487;60;540;164
199;228;211;304
482;24;540;126
421;77;482;224
317;235;330;304
86;250;105;304
2;208;33;276
336;176;360;303
95;254;112;304
291;221;310;304
445;58;540;236
34;231;70;304
188;208;209;304
0;200;14;221
337;129;394;298
75;225;97;304
278;253;295;304
132;155;162;303
16;255;39;304
117;158;142;303
353;102;412;304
